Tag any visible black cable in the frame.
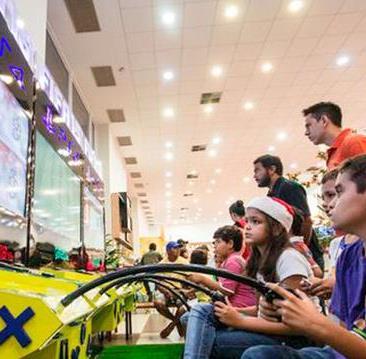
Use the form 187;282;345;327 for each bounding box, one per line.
61;264;278;307
140;278;190;311
104;273;224;303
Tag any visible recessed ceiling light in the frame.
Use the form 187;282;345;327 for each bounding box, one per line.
224;5;239;18
212;136;222;145
210;179;216;185
188;181;194;186
204;105;214;114
243;177;250;183
213;217;217;222
190;170;198;175
243;101;254;111
208;149;218;157
163;70;174;81
211;65;223;77
161;12;176;26
261;62;273;73
215;168;222;174
164;152;174;161
165;171;172;177
268;145;276;152
206;188;212;193
165;191;172;197
288;0;304;13
290;162;298;169
225;200;231;205
277;131;288;141
193;198;199;204
165;182;172;188
218;211;223;215
163;107;175;118
165;141;173;148
336;55;350;67
198;207;203;211
16;18;25;29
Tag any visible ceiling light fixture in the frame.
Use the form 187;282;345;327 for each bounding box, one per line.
208;149;218;157
268;145;276;152
243;101;254;111
288;0;304;13
161;12;176;26
165;191;172;197
163;107;175;118
277;131;288;141
165;182;172;188
163;70;174;81
210;179;216;185
243;177;250;183
164;152;174;161
261;62;273;73
215;168;222;174
165;171;172;177
212;136;221;145
165;141;173;148
290;162;298;169
336;55;350;67
16;18;25;29
211;65;223;77
204;105;214;114
224;5;239;18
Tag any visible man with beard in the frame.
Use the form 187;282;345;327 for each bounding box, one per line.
253;154;324;270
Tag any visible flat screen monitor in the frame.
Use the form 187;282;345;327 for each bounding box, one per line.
32;132;81;251
83;186;104;250
0;80;29;217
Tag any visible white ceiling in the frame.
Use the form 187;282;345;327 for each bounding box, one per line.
47;0;366;226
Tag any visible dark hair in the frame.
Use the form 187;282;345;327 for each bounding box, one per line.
302;102;342;128
291;207;304;237
196;244;209;251
321;169;339;185
253;155;283;176
229;200;245;217
246;212;290;282
149;243;157;251
190;249;208;265
213;225;243;252
339;154;366;193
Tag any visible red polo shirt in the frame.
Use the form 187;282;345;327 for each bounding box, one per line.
327;128;366;170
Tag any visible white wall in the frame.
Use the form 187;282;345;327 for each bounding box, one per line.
13;0;48;63
164;221;222;243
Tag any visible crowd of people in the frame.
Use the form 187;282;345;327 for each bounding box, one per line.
138;102;366;359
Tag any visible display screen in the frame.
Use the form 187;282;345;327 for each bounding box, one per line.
83;187;104;250
0;80;29;217
33;132;81;250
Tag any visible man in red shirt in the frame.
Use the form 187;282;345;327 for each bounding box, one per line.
302;102;366;170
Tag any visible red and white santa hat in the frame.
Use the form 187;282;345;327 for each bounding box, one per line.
247;196;294;233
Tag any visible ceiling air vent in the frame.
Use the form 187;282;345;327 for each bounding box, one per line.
134;183;144;188
137;192;147;197
107;109;125;123
200;92;222;104
187;173;199;179
118;136;132;146
180;207;189;211
191;144;207;152
140;200;149;204
183;192;193;197
142;206;150;210
91;66;116;87
130;172;141;178
64;0;101;33
125;157;137;165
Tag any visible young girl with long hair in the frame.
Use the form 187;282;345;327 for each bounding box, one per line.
184;197;314;359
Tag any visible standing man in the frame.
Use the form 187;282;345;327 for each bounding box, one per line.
140;243;163;301
303;101;366;169
253;154;324;270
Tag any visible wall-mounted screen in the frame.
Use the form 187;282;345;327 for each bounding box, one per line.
32;131;81;251
83;186;104;250
0;80;29;217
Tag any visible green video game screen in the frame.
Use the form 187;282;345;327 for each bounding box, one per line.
32;131;81;250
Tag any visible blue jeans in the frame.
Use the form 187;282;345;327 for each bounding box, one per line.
184;303;312;359
241;345;337;359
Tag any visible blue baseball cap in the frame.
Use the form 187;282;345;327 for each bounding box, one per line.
166;241;181;251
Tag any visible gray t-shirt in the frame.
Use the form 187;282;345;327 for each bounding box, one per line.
141;250;163;265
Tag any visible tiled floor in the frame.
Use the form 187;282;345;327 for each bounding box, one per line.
108;310;184;346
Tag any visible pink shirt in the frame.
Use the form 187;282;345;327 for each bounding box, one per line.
219;252;256;307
